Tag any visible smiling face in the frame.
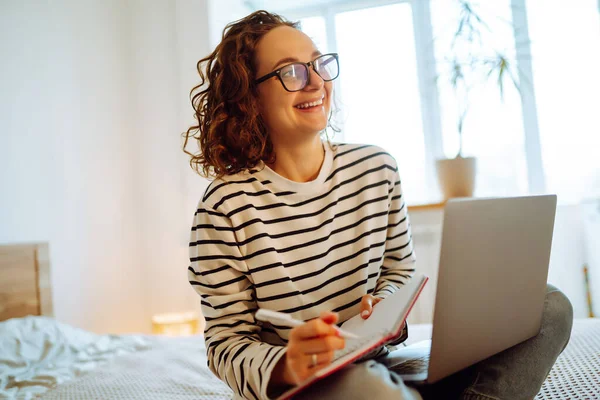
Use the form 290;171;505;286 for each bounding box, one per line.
254;26;333;144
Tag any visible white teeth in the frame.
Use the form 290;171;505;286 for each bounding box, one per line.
296;98;324;109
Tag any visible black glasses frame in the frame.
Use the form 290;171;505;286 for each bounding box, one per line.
254;53;339;92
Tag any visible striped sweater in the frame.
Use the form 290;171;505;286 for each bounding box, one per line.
188;142;417;399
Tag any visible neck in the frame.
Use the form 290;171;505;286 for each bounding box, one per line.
267;134;325;183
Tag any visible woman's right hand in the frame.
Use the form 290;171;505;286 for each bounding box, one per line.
283;311;346;385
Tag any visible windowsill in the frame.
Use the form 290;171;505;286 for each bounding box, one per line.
407;196;600;212
407;201;446;212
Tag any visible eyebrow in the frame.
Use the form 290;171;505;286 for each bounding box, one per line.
271;51;322;71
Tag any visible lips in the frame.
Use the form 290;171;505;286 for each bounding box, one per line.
294;95;325;109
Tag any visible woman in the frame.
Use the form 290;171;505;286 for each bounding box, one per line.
184;10;573;400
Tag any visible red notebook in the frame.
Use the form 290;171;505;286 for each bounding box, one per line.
277;274;428;400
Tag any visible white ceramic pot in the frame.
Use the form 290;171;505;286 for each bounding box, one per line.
435;156;477;200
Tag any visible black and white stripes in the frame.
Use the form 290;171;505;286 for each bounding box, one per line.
188;142;416;399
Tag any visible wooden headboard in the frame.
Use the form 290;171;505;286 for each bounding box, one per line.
0;243;53;321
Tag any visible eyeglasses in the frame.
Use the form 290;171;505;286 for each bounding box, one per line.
255;53;339;92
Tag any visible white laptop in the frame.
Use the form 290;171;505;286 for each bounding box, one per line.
389;194;557;384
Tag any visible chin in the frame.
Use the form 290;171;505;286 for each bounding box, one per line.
303;122;327;134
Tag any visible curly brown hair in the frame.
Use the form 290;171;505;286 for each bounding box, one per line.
182;10;338;179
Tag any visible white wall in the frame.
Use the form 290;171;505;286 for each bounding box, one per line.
2;0;593;333
0;0;214;334
546;205;588;318
127;0;202;329
581;200;600;317
407;204;593;325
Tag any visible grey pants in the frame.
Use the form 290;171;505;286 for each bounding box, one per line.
296;284;573;400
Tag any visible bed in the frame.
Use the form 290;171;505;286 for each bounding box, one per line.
0;243;233;400
1;243;598;399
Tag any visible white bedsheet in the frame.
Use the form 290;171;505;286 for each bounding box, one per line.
0;316;150;399
41;334;234;400
4;317;596;399
0;316;234;399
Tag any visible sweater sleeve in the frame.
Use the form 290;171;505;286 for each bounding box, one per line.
373;165;417;298
188;204;287;400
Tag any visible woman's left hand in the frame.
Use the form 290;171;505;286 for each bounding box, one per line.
360;294;383;319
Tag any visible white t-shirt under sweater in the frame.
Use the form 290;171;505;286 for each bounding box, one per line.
188;142;417;400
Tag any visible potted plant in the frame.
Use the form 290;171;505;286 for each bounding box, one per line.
434;0;522;200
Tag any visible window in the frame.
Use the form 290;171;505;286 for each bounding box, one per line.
525;0;600;203
331;4;428;203
430;0;529;197
299;16;328;52
252;0;600;204
299;3;429;203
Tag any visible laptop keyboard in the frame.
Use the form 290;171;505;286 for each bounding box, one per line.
392;354;430;374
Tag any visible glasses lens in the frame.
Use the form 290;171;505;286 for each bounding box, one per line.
280;63;308;91
315;54;339;81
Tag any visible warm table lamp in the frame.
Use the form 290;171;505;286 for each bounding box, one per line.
151;311;200;336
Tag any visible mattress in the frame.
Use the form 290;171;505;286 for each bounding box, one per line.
536;318;600;400
40;335;234;400
1;317;598;399
402;320;600;400
0;316;233;400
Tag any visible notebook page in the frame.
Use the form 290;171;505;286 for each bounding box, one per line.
276;274;428;400
340;274;427;337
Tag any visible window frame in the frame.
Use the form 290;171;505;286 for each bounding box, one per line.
255;0;547;200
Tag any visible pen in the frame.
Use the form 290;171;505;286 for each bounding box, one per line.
255;309;360;339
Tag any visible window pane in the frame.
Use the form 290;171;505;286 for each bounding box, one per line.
430;0;529;197
335;3;428;203
526;0;600;203
300;16;328;53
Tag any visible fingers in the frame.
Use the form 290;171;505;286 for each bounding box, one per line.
285;350;337;385
285;312;345;384
360;295;373;318
295;335;345;354
319;310;339;325
290;313;339;340
306;350;336;368
360;294;382;319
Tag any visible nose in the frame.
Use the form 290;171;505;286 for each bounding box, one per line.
304;67;324;91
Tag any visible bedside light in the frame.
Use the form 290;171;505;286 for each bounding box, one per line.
151;311;200;336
